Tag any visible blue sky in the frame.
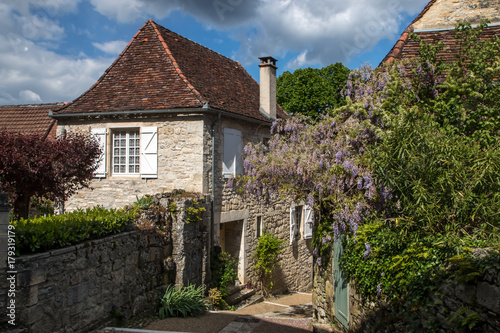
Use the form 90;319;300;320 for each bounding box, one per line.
0;0;430;105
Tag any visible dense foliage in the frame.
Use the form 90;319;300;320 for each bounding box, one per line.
254;233;285;295
242;20;500;306
12;206;137;254
0;131;101;219
158;284;206;318
277;62;350;120
210;250;238;296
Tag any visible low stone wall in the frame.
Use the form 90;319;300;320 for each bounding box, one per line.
313;248;500;332
7;230;171;333
0;192;209;333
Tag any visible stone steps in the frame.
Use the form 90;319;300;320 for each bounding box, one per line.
224;285;258;306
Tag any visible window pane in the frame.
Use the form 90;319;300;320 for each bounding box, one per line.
120;165;125;173
120;157;125;164
114;165;119;173
135;165;140;173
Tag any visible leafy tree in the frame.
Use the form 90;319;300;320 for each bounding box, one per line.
0;131;101;219
277;62;350;120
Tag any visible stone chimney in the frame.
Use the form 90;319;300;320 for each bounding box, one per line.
259;56;278;120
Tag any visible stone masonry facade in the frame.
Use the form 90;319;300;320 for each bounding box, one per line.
57;115;205;211
219;187;313;293
413;0;500;31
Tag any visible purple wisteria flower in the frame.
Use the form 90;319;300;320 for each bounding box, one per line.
377;283;383;296
364;242;372;258
316;257;322;267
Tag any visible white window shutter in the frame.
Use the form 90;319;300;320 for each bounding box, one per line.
290;206;296;245
91;128;107;178
223;128;242;178
304;205;314;239
140;127;158;179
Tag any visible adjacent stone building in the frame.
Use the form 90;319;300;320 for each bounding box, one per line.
50;20;313;293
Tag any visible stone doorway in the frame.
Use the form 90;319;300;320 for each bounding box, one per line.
220;219;246;284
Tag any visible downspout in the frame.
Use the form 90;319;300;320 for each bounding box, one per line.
210;112;221;255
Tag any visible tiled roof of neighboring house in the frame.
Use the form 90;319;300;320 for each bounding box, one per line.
0;103;63;139
381;0;500;65
54;19;287;122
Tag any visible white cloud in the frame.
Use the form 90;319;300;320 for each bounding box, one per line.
0;0;112;105
19;89;42;103
89;0;429;68
0;34;113;105
93;40;128;55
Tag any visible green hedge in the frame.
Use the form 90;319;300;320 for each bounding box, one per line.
11;206;137;255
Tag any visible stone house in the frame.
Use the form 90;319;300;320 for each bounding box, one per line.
314;0;500;331
382;0;500;64
0;102;62;139
50;19;313;293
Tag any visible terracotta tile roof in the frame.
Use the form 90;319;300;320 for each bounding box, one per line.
54;19;287;122
381;0;437;64
0;103;62;139
381;0;500;65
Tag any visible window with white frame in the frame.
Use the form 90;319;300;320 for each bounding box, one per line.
290;204;314;244
91;126;158;179
113;130;140;174
223;128;242;178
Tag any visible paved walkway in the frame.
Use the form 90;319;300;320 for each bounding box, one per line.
100;293;314;333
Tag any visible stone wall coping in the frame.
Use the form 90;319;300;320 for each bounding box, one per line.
20;251;51;262
18;230;143;261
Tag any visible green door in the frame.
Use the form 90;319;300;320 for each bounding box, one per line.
334;236;349;328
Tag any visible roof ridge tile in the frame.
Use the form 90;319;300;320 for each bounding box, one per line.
149;20;206;104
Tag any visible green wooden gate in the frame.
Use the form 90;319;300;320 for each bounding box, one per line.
334;236;349;328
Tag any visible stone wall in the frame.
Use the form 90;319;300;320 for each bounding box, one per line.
57;115;205;210
0;193;209;333
313;248;500;332
413;0;500;31
219;186;313;293
153;192;210;287
5;230;171;333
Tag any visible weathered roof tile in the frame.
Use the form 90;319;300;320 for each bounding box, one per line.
55;19;286;122
0;103;63;139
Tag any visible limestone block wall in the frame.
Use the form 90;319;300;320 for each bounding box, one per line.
154;193;210;287
57;115;205;210
7;230;172;333
413;0;500;31
313;248;500;332
219;186;313;293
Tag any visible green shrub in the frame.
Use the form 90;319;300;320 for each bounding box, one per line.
133;194;154;209
159;284;206;318
185;199;206;223
254;233;285;295
211;251;238;296
11;206;137;254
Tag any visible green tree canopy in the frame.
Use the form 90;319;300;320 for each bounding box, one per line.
277;62;350;120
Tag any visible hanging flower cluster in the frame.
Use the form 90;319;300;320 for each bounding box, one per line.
240;65;407;249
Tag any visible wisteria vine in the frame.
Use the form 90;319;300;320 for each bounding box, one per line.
239;63;409;256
